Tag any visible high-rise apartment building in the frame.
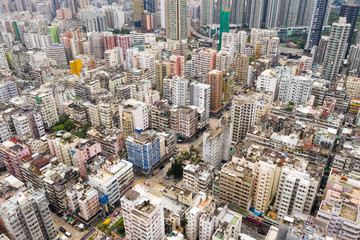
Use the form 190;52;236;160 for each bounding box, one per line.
218;159;255;211
274;166;319;220
203;127;226;168
28;88;59;129
233;53;249;85
346;76;360;99
322;17;351;82
248;0;267;28
165;0;187;40
170;107;197;139
171;76;188;106
155;61;171;95
215;50;231;71
170;55;185;77
314;36;329;64
175;40;187;57
230;0;246;26
119;99;149;133
190;82;211;124
277;74;313;105
306;0;330;50
126;132;161;172
253;161;278;215
207;70;223;113
340;3;360;55
0;138;31;182
257;69;278;93
0;188;57;240
201;0;215;25
230;94;257;144
133;0;145;31
347;44;360;72
46;44;68;67
121;185;165;240
0;79;19;102
0;45;9;69
66;183;100;221
191;48;217;78
69;59;82;76
221;32;240;61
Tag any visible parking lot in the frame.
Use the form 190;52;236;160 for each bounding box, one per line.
51;213;87;239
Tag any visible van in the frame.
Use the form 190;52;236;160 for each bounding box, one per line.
65;231;72;238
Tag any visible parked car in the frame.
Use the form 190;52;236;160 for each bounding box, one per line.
113;212;119;217
59;227;66;233
257;229;266;235
159;165;165;170
65;231;72;238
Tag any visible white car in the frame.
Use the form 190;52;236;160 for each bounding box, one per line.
65;231;72;238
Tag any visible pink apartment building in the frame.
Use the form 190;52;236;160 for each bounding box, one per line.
170;55;185;77
75;141;102;179
0;138;31;182
66;183;100;221
118;35;131;60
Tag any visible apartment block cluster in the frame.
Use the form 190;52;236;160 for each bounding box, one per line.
1;0;360;239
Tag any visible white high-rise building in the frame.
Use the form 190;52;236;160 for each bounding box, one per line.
0;44;9;69
250;28;277;47
121;185;165;240
253;161;278;215
138;52;156;82
0;80;19;102
126;48;139;70
203;127;226;168
230;94;257;144
186;206;201;240
276;74;313;105
238;30;247;53
119;99;149;131
322;17;351;82
172;76;188;106
274;166;319;220
0;188;57;240
45;44;68;67
104;48;122;68
221;32;239;61
215;50;231;71
28;87;59;129
190;82;211;124
257;69;278;93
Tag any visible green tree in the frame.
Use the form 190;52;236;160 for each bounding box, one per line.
187;54;192;60
249;56;255;63
288;101;295;106
120;28;131;34
83;122;91;129
112;29;120;34
57;116;69;125
285;107;293;112
64;120;75;131
117;217;125;234
52;124;66;132
73;130;86;138
328;9;340;25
